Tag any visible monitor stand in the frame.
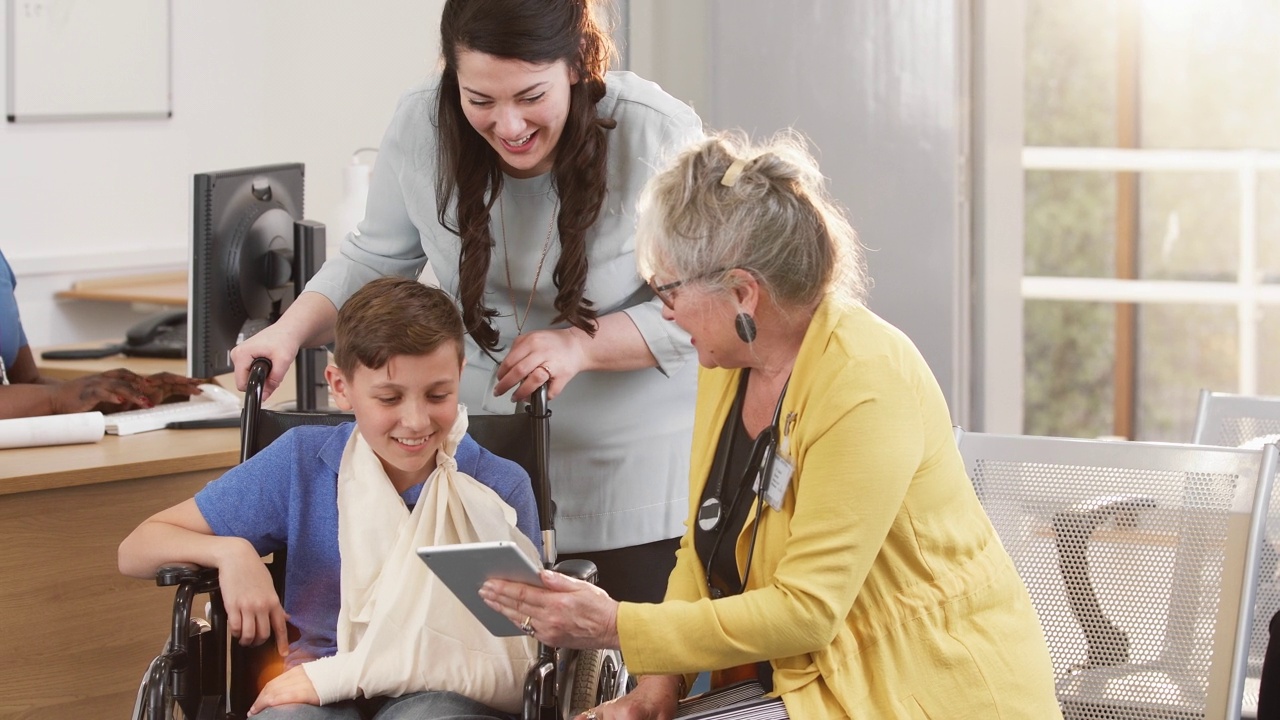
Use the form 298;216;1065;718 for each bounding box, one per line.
295;346;329;411
293;219;329;412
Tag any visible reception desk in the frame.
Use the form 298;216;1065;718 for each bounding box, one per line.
0;351;283;718
0;426;239;718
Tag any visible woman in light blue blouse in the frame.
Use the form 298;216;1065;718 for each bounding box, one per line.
230;0;703;601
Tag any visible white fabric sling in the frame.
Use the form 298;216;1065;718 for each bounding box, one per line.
302;407;538;712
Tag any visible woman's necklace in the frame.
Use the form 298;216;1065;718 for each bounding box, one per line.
499;194;557;336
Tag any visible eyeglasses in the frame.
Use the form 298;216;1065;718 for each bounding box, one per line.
647;268;728;310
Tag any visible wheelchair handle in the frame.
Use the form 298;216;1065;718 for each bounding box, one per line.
525;384;555;562
241;357;272;463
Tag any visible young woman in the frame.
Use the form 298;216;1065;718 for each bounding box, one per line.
229;0;703;601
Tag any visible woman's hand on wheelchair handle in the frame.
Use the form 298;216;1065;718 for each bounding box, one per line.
230;325;299;397
248;665;320;715
480;569;620;650
493;328;586;402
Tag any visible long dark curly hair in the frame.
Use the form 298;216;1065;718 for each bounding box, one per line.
436;0;616;352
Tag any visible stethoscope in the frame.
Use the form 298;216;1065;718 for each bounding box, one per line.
700;373;789;599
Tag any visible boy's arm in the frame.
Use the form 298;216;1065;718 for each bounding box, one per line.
119;498;290;656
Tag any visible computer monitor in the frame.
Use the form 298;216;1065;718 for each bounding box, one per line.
189;162;329;410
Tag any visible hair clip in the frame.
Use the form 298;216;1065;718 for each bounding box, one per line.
720;157;748;187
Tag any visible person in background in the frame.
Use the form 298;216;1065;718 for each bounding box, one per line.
228;0;704;602
0;247;202;420
120;277;541;718
479;131;1063;719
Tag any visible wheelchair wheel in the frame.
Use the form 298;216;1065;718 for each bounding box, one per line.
132;617;211;720
566;648;627;716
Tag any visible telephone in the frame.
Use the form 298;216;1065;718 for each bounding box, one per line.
123;310;187;358
40;310;188;361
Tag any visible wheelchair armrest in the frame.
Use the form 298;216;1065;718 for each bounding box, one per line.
552;558;599;585
1052;494;1157;669
156;563;220;593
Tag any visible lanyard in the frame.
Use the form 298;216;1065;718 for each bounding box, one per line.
702;369;789;598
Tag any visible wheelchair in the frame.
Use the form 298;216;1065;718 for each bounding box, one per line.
131;357;628;719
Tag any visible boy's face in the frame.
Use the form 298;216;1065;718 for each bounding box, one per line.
326;344;462;491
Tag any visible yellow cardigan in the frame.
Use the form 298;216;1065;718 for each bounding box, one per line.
617;297;1061;718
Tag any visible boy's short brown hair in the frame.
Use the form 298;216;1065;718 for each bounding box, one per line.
333;276;465;375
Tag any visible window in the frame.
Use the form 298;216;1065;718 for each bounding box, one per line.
1022;0;1280;441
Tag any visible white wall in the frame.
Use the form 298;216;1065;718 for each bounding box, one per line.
1;1;443;347
702;0;972;424
627;0;710;116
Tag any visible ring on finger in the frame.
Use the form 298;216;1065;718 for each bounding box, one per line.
537;363;553;381
586;710;598;720
520;615;535;635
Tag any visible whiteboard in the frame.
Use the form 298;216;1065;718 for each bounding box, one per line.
6;0;171;122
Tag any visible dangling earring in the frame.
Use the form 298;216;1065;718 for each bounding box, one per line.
734;312;757;343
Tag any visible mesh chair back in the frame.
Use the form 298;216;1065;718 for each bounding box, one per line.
956;431;1278;720
1192;390;1280;715
1193;390;1280;449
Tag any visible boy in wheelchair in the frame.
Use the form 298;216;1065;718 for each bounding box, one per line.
119;277;543;719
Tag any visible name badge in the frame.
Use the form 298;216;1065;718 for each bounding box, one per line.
763;454;793;511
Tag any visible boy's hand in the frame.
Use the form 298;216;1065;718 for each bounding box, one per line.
218;539;291;657
248;665;319;716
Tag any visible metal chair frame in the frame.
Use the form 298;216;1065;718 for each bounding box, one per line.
956;429;1278;720
1192;389;1280;717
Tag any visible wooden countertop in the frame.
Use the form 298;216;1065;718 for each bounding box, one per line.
0;426;241;497
2;346;306;498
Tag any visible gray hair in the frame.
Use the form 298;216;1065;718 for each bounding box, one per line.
636;129;867;309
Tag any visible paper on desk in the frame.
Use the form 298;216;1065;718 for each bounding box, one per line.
0;411;105;449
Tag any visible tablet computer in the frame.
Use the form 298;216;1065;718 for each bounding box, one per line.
416;540;545;637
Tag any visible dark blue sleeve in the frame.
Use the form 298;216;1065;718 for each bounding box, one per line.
194;430;298;556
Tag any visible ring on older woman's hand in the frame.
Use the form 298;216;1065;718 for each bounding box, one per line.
585;710;598;720
520;616;534;635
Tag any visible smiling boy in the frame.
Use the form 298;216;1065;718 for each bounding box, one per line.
119;277;541;719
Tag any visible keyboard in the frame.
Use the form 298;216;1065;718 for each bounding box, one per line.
104;384;241;436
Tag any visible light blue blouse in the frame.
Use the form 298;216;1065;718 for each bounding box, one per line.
306;72;704;552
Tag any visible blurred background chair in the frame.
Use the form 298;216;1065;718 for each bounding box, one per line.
1193;390;1280;450
956;430;1278;720
1193;389;1280;717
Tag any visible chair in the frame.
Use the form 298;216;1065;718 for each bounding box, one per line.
955;429;1279;720
1192;390;1280;450
132;358;626;719
1192;389;1280;716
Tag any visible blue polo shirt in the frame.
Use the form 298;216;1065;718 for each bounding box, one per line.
195;421;540;667
0;249;28;380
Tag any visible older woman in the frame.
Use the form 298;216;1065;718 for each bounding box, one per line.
480;131;1061;719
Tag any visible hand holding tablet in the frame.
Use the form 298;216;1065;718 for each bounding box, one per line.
416;540;544;637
